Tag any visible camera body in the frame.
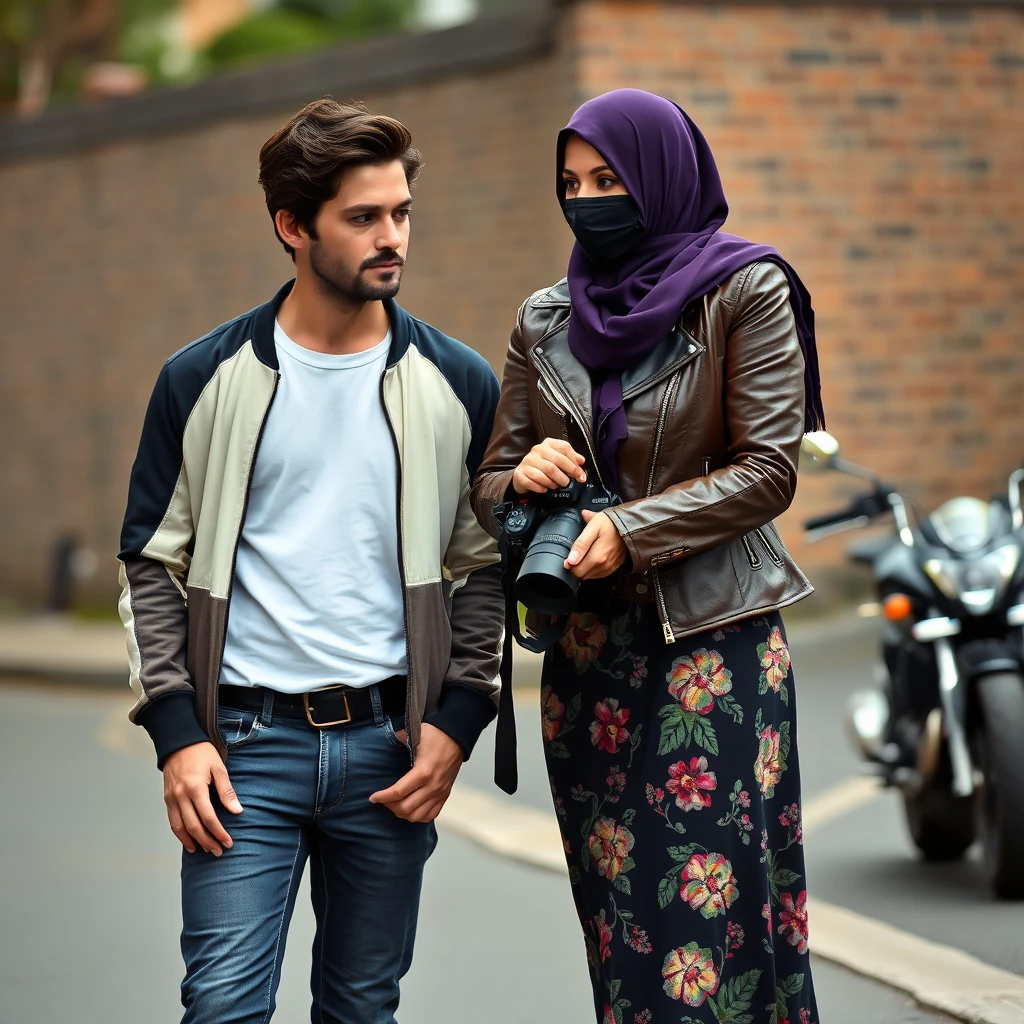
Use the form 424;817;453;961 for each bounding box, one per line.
495;480;620;617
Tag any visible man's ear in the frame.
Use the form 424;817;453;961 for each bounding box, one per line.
274;209;307;253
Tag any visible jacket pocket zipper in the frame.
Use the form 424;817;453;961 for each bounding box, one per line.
645;372;681;645
652;571;675;644
756;527;784;567
742;533;763;570
702;456;711;476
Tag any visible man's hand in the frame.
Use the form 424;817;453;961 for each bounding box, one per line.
369;723;463;823
512;438;587;495
163;742;243;856
565;509;629;580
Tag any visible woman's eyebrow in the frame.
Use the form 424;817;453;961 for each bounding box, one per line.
562;164;613;177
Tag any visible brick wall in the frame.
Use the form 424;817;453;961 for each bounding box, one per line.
572;2;1024;596
0;24;576;605
1;2;1023;608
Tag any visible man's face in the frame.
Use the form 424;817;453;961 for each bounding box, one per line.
306;159;411;304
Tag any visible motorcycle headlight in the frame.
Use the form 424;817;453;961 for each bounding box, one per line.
924;544;1021;615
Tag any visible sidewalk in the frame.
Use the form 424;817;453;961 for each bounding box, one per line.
0;614;551;688
0;607;872;689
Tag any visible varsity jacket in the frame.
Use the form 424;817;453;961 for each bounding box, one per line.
118;281;505;769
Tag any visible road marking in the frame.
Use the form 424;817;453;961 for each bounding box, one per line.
802;774;881;831
437;777;1024;1024
809;898;1024;1024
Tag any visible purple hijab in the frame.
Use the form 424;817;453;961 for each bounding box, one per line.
558;89;824;492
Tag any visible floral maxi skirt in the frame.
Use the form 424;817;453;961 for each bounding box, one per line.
542;600;818;1024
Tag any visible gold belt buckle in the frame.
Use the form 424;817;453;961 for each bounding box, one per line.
303;685;352;728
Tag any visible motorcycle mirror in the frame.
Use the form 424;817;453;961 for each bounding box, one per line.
800;431;841;473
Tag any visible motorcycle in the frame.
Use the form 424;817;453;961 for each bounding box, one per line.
800;431;1024;899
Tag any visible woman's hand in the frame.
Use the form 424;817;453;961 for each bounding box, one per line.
512;438;587;495
565;510;629;580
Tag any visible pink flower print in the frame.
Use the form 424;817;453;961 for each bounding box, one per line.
590;699;631;754
755;725;785;797
588;818;635;881
627;925;653;954
560;612;607;668
738;789;751;808
665;756;718;812
662;942;720;1006
667;648;733;716
757;626;792;693
778;890;809;954
541;685;564;743
681;852;739;918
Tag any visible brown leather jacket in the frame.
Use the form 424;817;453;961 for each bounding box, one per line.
470;260;813;644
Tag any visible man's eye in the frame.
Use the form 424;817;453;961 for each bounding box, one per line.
395;209;411;221
353;215;373;224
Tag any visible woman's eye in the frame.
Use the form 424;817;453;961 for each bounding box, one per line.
598;176;620;189
563;179;579;192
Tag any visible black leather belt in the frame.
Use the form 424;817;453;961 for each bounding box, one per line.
219;676;406;729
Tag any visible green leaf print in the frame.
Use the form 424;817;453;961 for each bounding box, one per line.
657;703;688;754
780;720;792;762
766;972;806;1024
691;715;720;755
567;691;582;725
547;741;571;759
717;693;744;724
657;875;677;910
712;969;762;1024
613;873;632;895
610;613;633;649
667;844;700;862
622;808;636;827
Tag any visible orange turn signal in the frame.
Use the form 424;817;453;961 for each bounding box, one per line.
883;593;913;622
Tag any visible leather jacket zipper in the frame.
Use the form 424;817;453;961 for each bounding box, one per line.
646;372;681;644
533;338;607;491
380;369;414;764
756;527;784;567
742;533;763;570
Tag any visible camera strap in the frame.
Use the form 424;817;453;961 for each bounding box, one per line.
494;535;574;795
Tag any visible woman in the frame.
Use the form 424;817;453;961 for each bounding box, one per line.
471;89;823;1023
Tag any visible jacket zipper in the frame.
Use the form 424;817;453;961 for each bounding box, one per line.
756;527;784;567
533;352;607;491
702;456;712;476
218;371;281;726
646;372;681;644
380;368;414;764
742;533;763;570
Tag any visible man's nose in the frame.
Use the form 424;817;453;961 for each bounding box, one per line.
378;221;403;251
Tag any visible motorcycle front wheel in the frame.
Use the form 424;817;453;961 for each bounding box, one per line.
974;672;1024;900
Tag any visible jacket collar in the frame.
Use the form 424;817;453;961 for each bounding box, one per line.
532;320;703;407
251;280;413;370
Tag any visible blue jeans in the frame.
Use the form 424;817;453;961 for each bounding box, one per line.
179;686;437;1024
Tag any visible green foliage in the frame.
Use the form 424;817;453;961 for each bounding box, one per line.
205;0;415;72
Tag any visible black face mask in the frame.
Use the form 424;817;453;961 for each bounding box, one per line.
562;194;645;266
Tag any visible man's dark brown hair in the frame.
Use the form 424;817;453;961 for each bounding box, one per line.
259;98;423;257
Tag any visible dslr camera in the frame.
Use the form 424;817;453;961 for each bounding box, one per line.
494;479;620;618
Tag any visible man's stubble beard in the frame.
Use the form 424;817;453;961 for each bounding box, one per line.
309;240;404;306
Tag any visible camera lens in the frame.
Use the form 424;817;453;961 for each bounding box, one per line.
515;508;584;615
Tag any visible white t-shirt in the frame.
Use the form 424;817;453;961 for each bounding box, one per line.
220;320;407;693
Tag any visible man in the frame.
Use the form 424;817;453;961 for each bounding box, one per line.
118;99;505;1023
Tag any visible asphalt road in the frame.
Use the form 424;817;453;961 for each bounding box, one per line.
2;612;1007;1023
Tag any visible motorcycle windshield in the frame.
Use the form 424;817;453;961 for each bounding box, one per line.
927;497;998;553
